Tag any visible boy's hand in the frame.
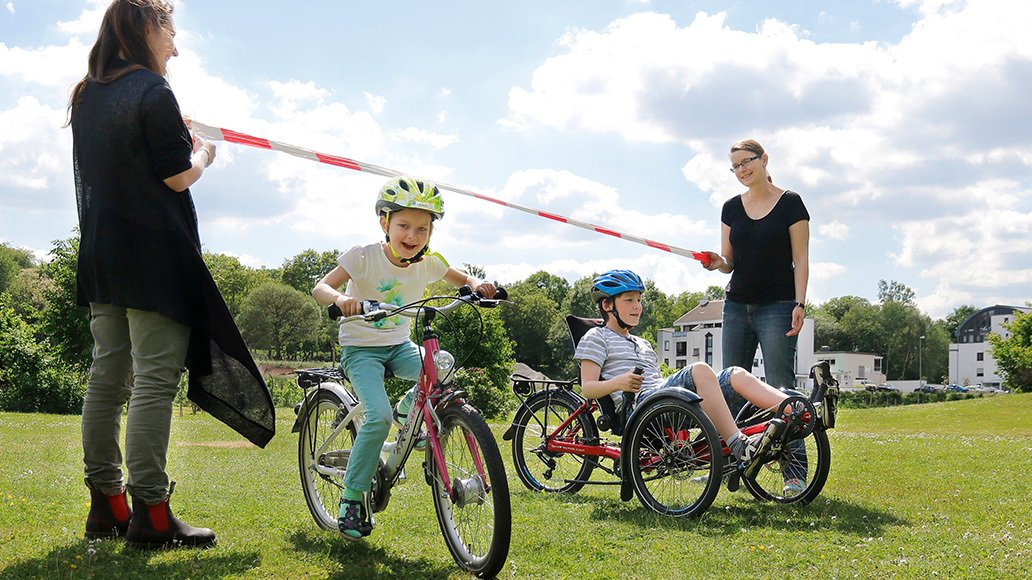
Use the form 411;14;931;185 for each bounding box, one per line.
474;282;496;299
613;370;643;393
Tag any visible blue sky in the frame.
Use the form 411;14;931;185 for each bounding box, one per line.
1;0;1030;318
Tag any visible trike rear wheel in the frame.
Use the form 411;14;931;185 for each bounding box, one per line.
428;403;511;578
511;392;597;493
626;397;722;518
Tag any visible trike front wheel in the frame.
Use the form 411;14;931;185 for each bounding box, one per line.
511;391;597;493
428;403;511;578
625;397;722;518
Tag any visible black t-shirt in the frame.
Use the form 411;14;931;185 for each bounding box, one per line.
721;191;809;304
71;63;275;447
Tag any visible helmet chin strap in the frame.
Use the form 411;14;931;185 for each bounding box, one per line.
604;301;634;329
384;233;427;264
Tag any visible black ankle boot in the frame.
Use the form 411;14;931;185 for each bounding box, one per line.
84;479;132;539
126;482;216;549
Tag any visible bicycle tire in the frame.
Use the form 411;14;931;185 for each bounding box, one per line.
626;397;722;518
427;403;511;578
742;427;831;506
511;391;597;493
297;387;359;531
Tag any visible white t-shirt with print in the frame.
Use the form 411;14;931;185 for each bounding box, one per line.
337;242;449;347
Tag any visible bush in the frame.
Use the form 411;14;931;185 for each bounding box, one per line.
838;389;982;409
0;293;86;413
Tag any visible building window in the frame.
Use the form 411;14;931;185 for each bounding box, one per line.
664;359;669;366
976;352;984;361
676;343;686;357
976;368;984;377
705;333;713;366
693;348;700;357
664;340;670;351
676;360;686;369
874;359;882;372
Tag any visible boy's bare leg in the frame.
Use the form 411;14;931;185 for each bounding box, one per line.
689;363;740;441
727;367;790;413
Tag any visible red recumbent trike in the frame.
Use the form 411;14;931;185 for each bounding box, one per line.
502;315;839;517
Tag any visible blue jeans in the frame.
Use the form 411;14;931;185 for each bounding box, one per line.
637;364;736;409
339;342;423;493
722;300;798;409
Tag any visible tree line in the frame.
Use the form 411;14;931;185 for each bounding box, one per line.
2;235;1030;414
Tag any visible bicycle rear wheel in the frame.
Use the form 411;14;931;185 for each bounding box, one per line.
298;388;359;531
428;403;511;578
626;397;722;518
510;391;597;493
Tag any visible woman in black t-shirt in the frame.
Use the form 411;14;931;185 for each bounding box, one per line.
702;139;810;404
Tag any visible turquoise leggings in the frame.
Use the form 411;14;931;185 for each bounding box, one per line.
339;342;422;492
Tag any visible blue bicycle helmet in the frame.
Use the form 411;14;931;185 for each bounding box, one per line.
591;269;645;301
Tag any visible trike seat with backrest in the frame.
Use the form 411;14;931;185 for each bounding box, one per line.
564;315;635;436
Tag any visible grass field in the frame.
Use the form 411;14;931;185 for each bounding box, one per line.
1;394;1030;579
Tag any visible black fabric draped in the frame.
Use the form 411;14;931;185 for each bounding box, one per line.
72;64;275;447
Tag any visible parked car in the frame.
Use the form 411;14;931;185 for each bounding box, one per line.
946;384;968;393
862;383;878;392
878;384;900;392
916;385;939;394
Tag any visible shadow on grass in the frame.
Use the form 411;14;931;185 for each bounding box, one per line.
512;488;908;538
0;538;260;580
288;528;454;580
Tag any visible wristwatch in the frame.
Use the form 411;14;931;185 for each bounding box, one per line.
793;301;805;310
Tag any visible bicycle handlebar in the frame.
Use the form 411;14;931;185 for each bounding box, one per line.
327;285;509;322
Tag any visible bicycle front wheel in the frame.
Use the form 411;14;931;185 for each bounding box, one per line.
626;397;722;518
428;403;511;578
298;388;358;531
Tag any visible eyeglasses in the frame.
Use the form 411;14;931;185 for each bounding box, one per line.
730;155;761;173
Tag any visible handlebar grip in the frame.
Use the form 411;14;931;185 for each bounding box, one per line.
494;287;508;300
328;303;342;320
633;366;643;375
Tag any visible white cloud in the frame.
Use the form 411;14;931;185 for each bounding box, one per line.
818;220;849;241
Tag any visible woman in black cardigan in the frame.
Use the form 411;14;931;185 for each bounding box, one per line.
68;0;273;549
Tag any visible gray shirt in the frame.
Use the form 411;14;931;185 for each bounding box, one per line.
574;326;663;409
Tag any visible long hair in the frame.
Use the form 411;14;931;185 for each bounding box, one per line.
66;0;174;121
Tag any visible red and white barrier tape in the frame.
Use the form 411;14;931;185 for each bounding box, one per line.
188;120;711;265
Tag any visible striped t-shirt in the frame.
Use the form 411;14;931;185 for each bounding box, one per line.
574;326;663;409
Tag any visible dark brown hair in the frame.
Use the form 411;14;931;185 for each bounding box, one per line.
67;0;174;120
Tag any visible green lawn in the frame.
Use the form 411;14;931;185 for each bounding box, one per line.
1;395;1030;579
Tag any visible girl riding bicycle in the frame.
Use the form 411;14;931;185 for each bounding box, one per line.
311;175;495;540
576;269;798;478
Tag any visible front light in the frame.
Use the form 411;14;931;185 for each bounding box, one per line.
434;350;456;384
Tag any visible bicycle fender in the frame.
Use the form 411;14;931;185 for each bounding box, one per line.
502;387;586;441
618;388;703;502
290;382;358;433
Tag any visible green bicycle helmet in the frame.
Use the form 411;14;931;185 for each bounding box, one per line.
375;175;445;220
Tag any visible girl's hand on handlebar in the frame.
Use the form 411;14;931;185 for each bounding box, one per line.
473;282;497;299
335;295;363;317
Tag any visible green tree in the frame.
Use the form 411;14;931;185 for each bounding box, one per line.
819;296;872;322
878;279;916;306
37;234;93;374
704;285;726;301
987;307;1032;393
524;270;570;307
498;281;560;374
0;293;84;413
939;304;979;341
236;282;322;360
203;252;271;317
0;242;34;296
280;249;340;295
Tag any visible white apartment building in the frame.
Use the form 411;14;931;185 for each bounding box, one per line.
656;300;816;391
949;305;1030;389
813;349;886;388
